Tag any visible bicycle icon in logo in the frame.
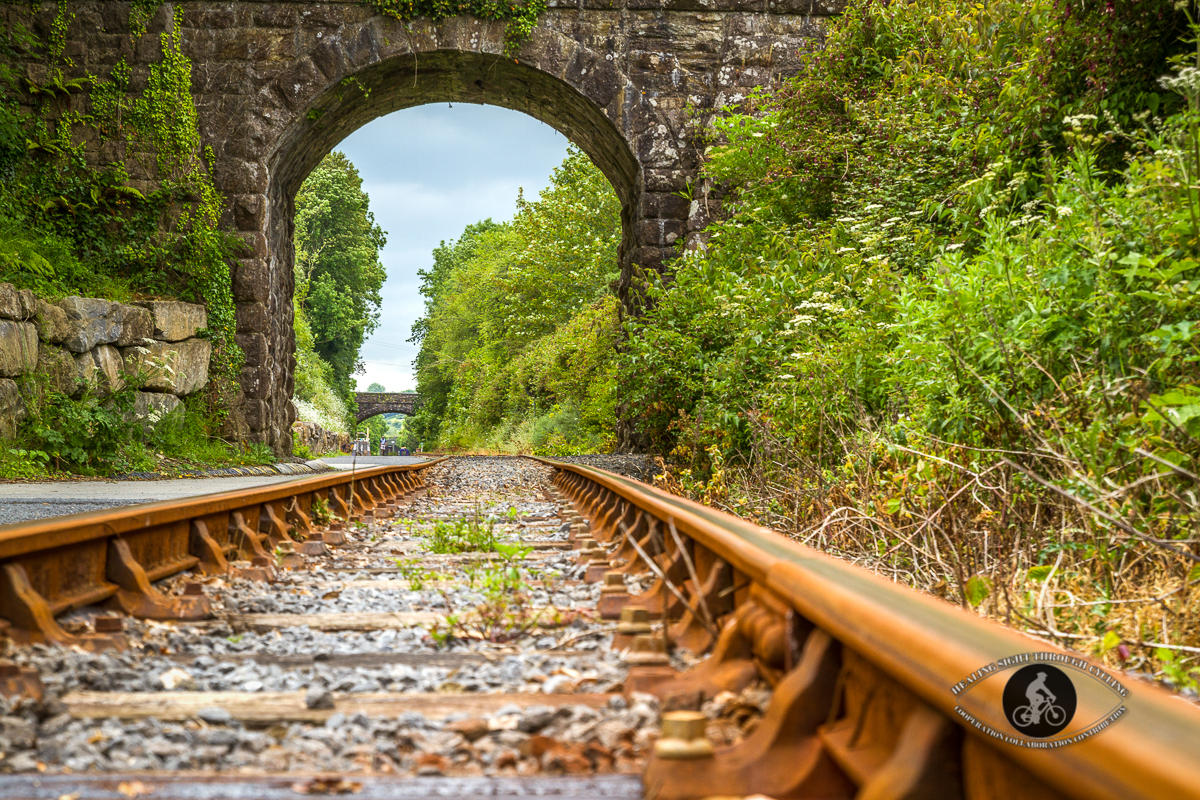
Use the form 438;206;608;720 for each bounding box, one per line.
951;651;1128;748
1002;664;1077;738
1010;670;1068;729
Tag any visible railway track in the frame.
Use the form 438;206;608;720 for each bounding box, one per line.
0;455;1196;799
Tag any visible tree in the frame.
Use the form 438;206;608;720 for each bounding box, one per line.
366;382;386;392
409;146;622;451
500;147;621;344
294;152;387;399
407;220;500;444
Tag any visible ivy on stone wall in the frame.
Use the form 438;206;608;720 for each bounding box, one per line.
1;2;242;426
129;0;163;39
127;7;242;419
366;0;546;57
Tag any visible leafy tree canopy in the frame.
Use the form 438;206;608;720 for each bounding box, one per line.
407;146;622;452
294;151;387;397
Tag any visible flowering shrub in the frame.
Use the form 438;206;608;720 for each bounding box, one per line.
293;396;349;435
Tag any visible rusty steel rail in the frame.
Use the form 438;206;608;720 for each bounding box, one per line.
0;459;444;650
539;458;1200;800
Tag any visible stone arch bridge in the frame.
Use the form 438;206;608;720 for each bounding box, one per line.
11;0;841;453
355;391;421;422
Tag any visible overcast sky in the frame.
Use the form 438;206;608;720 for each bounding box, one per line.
333;104;569;392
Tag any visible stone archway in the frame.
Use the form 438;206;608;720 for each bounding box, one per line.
355;392;421;422
251;40;644;450
177;3;828;451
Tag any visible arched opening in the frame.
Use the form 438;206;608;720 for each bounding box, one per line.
260;46;641;452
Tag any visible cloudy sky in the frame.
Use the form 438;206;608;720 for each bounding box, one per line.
334;104;570;393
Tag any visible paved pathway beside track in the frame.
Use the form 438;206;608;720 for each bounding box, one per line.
0;456;431;525
321;455;432;469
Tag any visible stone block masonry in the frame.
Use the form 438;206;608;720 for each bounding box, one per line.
0;283;211;441
292;419;351;456
2;1;840;453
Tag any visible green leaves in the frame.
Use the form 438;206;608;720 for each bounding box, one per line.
25;384;148;475
426;514;499;554
409;147;620;451
495;542;533;561
0;447;49;480
1142;387;1200;439
964;575;991;608
367;0;547;57
1027;564;1055;582
293;151;387;406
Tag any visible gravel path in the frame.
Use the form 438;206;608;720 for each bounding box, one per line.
0;457;770;778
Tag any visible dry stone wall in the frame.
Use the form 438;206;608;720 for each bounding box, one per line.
0;283;211;440
292;420;351;456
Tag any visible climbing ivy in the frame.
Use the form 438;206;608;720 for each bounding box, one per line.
48;1;71;63
0;1;242;425
366;0;546;57
125;7;243;417
128;0;162;39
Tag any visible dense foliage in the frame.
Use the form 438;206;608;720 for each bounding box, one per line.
408;147;622;453
1;6;242;403
292;151;387;437
623;0;1200;681
294;152;388;396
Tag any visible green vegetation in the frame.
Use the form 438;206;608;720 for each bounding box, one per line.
292;151;387;437
426;512;499;554
624;0;1200;677
3;9;383;471
0;3;261;474
433;544;564;645
1;374;276;480
368;0;546;57
295;153;387;398
408;147;622;453
394;557;445;590
1;5;242;416
309;496;333;526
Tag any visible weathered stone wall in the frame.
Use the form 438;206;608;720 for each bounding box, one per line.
292;419;350;456
3;0;840;453
0;283;210;439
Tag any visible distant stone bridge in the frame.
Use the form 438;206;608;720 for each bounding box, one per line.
5;0;840;453
355;392;421;422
